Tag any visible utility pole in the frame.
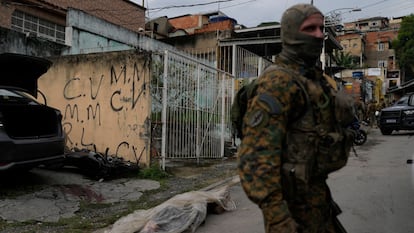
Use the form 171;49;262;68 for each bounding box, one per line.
321;7;361;71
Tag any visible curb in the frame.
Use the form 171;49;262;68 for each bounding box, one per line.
201;175;240;191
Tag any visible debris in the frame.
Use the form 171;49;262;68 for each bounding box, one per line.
61;149;140;180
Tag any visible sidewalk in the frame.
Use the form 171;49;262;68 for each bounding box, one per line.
196;181;265;233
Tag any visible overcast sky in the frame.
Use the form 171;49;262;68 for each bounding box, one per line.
133;0;414;27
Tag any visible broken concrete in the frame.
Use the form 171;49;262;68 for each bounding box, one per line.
0;168;160;222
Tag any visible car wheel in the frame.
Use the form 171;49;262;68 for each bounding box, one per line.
380;128;393;135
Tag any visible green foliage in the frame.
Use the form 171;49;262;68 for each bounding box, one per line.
392;14;414;72
138;163;170;180
333;50;358;69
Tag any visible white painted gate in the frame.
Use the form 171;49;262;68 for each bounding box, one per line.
150;50;234;168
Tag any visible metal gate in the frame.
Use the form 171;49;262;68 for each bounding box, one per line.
150;50;235;169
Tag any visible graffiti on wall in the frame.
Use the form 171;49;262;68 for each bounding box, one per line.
59;59;150;163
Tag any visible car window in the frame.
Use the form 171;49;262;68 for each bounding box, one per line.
395;96;408;106
410;95;414;106
0;88;38;104
0;89;21;98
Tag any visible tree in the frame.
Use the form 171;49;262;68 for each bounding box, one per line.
392;14;414;81
333;50;358;69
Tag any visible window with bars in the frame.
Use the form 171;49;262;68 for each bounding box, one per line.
11;10;65;44
378;60;387;67
378;42;385;51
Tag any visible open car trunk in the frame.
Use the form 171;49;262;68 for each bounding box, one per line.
0;53;52;97
1;104;62;139
0;53;65;170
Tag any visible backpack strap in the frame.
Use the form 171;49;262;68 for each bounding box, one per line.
323;73;338;90
261;64;311;120
231;79;259;139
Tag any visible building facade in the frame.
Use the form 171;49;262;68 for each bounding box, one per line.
336;33;366;67
336;16;403;101
0;0;145;45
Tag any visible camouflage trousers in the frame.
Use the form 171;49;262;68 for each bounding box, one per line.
287;181;346;233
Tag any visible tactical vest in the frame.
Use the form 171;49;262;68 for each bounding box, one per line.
261;65;354;201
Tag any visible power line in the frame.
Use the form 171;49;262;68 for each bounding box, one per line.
342;0;414;21
359;0;414;17
146;0;258;20
359;0;391;10
147;0;240;11
219;0;257;10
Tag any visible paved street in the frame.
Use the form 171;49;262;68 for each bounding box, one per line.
329;128;414;233
196;128;414;233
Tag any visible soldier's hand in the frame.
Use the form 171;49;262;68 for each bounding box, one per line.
266;217;298;233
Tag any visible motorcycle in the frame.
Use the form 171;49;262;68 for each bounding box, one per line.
349;119;367;146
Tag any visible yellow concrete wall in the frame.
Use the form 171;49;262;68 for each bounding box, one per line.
38;51;151;165
339;37;363;57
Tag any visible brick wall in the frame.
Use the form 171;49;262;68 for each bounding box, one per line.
195;20;234;34
169;15;204;30
0;2;13;27
365;30;398;51
365;30;398;68
0;0;145;33
169;14;235;35
44;0;145;33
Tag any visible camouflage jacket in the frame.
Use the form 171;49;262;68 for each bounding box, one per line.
237;57;352;228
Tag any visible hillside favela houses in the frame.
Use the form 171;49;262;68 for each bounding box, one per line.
0;0;411;168
336;16;413;104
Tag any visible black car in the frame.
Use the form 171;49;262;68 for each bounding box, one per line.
0;53;65;171
378;92;414;135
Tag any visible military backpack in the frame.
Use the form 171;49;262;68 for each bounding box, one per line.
230;65;355;139
230;65;311;139
230;79;258;139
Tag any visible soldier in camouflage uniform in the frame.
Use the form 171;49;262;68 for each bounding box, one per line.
355;97;366;122
237;4;354;233
366;100;378;127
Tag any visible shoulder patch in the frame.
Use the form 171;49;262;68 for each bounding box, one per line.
257;93;282;115
246;109;269;129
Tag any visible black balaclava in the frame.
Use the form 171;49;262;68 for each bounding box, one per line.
280;4;324;67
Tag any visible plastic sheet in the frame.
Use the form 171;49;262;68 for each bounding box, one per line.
104;178;238;233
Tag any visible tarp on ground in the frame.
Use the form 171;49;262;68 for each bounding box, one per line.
100;177;239;233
